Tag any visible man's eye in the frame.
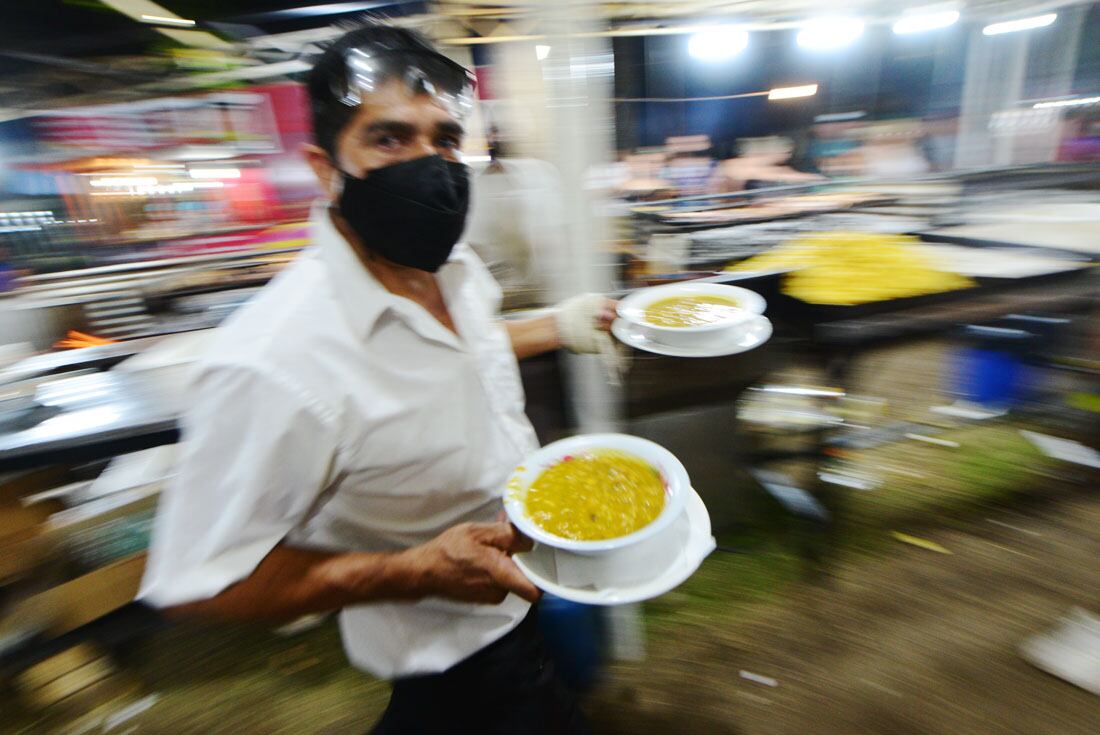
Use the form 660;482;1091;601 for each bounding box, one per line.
437;138;460;150
376;135;401;150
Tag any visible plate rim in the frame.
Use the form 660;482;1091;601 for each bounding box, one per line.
513;488;716;606
611;315;772;358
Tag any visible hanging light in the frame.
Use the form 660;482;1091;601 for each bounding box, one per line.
688;26;750;61
768;84;818;100
797;18;865;50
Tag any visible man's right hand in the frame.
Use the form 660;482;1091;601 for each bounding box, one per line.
399;522;541;604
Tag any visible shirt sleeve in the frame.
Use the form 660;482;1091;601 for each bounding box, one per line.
139;363;339;608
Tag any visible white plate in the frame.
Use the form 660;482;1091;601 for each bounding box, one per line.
514;488;715;606
611;314;772;358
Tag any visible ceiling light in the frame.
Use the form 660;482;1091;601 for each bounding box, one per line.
89;176;158;188
768;84;818;100
797;18;864;50
535;44;551;61
982;14;1056;35
688;26;750;61
188;167;241;179
1033;95;1100;109
140;14;196;27
893;10;960;34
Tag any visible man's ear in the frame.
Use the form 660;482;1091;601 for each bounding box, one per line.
302;143;341;200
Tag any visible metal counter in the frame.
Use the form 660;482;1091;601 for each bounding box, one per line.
0;369;183;472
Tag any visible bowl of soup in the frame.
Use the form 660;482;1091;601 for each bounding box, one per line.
617;283;766;347
503;433;690;554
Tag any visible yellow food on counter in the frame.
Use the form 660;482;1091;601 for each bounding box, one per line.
524;450;666;541
727;232;973;305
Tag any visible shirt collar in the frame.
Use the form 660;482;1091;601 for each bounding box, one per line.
312;202;472;346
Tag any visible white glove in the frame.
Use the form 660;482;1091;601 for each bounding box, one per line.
554;293;610;354
555;293;627;385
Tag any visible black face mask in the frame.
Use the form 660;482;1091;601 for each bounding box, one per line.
337;155;469;273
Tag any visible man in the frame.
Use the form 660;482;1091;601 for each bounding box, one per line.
464;124;566;308
140;23;610;733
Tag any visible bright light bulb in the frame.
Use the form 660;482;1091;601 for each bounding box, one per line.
982;13;1056;35
768;84;818;100
797;18;864;50
535;45;551;61
140;14;196;27
688;26;750;61
893;10;960;34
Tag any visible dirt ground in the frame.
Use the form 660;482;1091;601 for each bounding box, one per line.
588;490;1100;735
9;479;1096;735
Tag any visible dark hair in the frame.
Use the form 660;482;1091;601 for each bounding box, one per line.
307;22;442;157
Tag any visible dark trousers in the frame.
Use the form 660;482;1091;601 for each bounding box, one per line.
371;609;591;735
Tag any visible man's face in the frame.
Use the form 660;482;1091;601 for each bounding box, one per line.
305;78;465;199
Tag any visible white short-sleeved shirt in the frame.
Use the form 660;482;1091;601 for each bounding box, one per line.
140;205;540;679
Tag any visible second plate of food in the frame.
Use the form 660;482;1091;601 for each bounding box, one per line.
616;282;767;351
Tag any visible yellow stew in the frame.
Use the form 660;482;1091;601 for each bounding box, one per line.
643;294;741;328
524;450;666;541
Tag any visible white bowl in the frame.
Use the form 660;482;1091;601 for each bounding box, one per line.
515;488;715;600
617;283;766;348
503;433;690;555
544;509;686;588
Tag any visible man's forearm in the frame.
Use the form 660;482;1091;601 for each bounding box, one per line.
166;544;420;623
504;315;561;360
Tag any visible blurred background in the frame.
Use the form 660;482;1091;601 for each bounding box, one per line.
0;1;1098;733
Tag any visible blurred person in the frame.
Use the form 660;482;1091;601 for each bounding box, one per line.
858;121;930;178
464;124;565;307
583;150;631;194
706;136;823;194
919;115;958;172
1057;111;1100;162
808;121;862;172
140;22;614;734
787;127;822;176
663;153;715;197
612;151;676;201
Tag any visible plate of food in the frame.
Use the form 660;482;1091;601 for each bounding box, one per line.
504;433;689;553
614;282;769;353
513;487;715;605
504;433;714;604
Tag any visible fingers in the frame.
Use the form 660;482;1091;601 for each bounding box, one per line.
487;552;541;603
597;298;618;332
476;521;533;554
509;526;535;554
